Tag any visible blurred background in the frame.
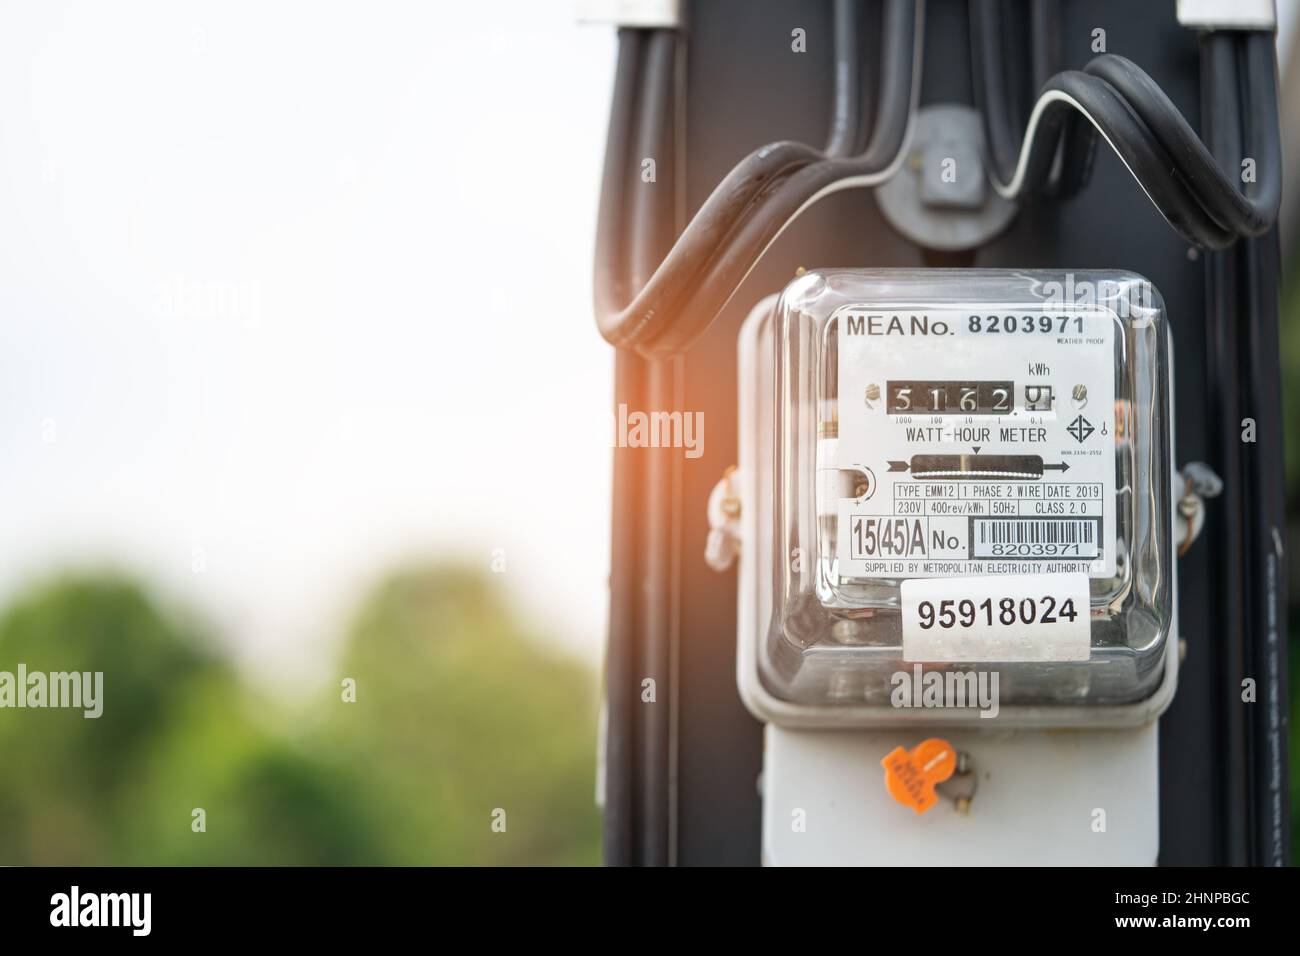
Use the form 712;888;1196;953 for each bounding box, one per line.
0;0;613;864
2;0;1300;865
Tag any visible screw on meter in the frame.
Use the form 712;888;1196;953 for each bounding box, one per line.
833;306;1116;579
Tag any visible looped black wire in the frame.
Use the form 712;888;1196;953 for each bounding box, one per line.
594;0;918;355
1015;69;1237;248
1084;41;1280;239
637;0;918;357
973;0;1280;250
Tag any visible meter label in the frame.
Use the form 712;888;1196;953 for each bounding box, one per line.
835;306;1116;579
901;574;1091;662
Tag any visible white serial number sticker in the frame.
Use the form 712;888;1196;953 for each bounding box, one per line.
901;574;1091;662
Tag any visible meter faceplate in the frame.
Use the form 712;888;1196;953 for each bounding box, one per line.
834;305;1116;582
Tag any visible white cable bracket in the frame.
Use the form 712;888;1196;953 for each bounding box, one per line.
575;0;684;29
1176;0;1276;31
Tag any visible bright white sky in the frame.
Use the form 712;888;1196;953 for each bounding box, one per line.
0;1;616;684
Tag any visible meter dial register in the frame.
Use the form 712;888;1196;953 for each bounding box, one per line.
739;270;1176;726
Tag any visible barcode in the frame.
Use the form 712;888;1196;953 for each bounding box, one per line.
972;518;1101;559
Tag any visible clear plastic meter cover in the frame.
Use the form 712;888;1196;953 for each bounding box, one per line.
766;269;1172;709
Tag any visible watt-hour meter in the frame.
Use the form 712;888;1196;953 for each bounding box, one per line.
736;269;1177;727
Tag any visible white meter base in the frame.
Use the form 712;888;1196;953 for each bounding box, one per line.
761;723;1159;865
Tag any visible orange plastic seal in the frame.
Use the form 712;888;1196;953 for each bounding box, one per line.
881;738;957;814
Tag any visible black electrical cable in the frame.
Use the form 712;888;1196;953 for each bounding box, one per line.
971;0;1027;189
1007;68;1236;247
600;27;684;867
595;0;921;357
622;0;921;357
630;31;679;291
639;0;916;358
593;91;827;347
599;27;643;868
1198;24;1252;868
596;2;878;863
850;0;883;156
1239;230;1291;867
1026;0;1094;196
971;0;1089;199
1086;39;1280;238
593;13;839;350
595;30;645;349
593;140;822;351
972;0;1083;196
1198;26;1291;868
597;0;869;867
972;1;1280;248
1028;0;1061;93
629;28;679;869
825;0;863;159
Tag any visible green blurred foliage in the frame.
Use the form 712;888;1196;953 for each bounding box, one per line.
0;567;599;865
316;566;601;865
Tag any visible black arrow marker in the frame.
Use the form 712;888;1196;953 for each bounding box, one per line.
1042;462;1071;472
887;460;910;472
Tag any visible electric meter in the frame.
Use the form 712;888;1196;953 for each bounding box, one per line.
736;269;1177;727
